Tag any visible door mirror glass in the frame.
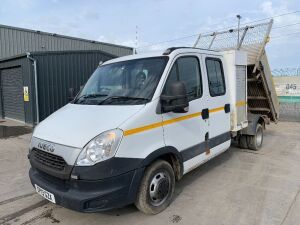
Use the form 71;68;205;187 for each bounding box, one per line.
161;81;189;113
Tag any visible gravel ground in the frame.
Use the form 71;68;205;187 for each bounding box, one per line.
0;121;299;225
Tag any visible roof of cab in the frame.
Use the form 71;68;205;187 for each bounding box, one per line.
102;47;222;65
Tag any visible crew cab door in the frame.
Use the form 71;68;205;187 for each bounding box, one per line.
201;55;231;153
161;54;209;174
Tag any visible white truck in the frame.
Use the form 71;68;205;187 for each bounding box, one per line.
28;20;279;214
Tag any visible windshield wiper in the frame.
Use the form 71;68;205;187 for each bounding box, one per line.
98;96;150;105
74;94;108;104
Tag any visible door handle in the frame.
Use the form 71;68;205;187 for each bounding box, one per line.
224;104;230;113
202;108;209;120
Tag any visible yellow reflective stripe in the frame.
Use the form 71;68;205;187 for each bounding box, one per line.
236;100;247;107
162;112;202;126
124;112;202;136
209;106;224;113
124;121;163;136
124;102;243;136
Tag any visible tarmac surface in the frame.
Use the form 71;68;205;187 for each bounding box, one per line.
0;120;299;225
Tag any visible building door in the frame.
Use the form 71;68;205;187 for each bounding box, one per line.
1;67;25;122
161;54;209;174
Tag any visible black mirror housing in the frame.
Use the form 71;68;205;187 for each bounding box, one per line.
68;88;75;102
69;86;84;103
161;81;189;113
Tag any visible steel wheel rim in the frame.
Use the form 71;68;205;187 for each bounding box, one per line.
256;127;263;147
149;171;171;206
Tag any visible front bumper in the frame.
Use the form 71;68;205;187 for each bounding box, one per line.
29;167;144;212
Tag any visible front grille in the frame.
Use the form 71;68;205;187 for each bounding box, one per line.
32;148;66;171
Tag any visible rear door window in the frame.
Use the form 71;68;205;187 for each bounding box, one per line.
206;58;226;97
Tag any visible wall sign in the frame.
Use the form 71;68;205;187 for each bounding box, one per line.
23;86;29;102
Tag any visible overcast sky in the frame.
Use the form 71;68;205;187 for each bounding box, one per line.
0;0;299;69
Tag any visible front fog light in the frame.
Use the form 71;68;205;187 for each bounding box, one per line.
76;129;123;166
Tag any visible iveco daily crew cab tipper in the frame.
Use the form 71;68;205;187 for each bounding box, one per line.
28;45;278;214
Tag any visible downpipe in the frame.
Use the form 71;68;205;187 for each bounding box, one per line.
26;53;40;124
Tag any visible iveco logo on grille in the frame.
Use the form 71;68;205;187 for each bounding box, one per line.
37;142;55;153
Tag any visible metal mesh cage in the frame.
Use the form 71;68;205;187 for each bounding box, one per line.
272;68;300;76
194;20;273;65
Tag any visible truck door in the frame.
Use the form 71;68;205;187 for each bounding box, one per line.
161;55;209;174
202;55;231;154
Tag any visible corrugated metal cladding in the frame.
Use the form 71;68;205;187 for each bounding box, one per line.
0;50;116;125
1;67;25;121
0;24;133;59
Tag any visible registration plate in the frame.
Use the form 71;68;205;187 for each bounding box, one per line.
35;184;56;203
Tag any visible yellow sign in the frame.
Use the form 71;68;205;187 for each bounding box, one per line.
23;86;29;102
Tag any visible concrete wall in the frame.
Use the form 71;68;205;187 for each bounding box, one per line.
279;102;300;122
273;76;300;122
273;76;300;97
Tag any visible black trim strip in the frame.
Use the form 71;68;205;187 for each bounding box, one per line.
181;142;208;162
181;132;231;162
209;132;231;149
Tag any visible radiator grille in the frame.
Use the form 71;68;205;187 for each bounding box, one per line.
32;148;66;171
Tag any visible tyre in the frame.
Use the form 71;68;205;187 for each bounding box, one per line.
135;160;175;214
239;135;248;149
247;123;263;151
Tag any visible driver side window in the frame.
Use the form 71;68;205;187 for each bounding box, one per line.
163;56;202;101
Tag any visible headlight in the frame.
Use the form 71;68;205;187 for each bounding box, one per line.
76;129;123;166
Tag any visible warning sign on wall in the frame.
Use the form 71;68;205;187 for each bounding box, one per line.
23;86;29;102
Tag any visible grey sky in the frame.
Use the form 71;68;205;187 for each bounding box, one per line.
0;0;299;69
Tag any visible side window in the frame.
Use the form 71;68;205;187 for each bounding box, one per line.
163;57;202;101
206;58;226;96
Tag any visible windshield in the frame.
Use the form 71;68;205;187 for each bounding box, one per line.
74;57;168;105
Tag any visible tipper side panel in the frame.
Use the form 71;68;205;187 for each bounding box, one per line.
246;52;279;122
236;65;247;125
223;50;248;132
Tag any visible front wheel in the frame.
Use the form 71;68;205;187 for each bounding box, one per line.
135;160;175;214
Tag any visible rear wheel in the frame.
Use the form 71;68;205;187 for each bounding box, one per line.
247;123;264;150
239;135;248;149
135;160;175;214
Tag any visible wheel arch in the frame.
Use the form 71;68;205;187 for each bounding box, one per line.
140;146;183;181
242;113;267;136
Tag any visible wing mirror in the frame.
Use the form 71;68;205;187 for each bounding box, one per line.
69;86;84;103
68;88;75;102
160;81;189;113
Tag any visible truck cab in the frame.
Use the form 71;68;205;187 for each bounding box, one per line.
28;47;270;214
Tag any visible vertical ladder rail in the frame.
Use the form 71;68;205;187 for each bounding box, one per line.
237;27;249;50
193;34;201;47
208;33;217;50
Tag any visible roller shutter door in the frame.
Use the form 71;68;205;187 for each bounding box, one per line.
1;67;25;122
